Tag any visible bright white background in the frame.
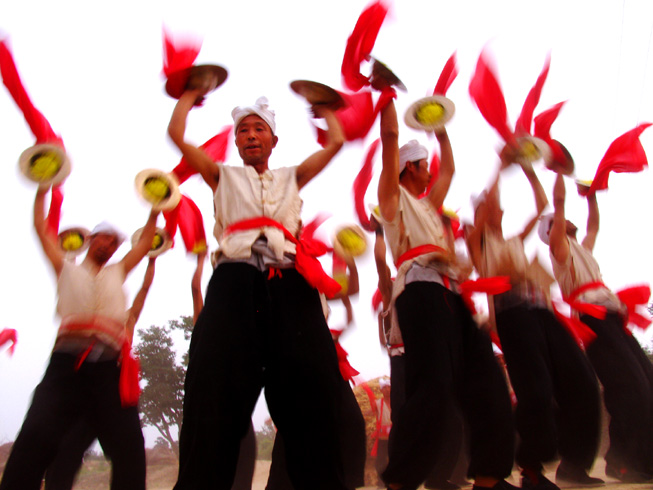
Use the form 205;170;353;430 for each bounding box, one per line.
1;0;653;447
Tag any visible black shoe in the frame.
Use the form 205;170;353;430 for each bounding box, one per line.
605;463;653;483
521;472;560;490
472;480;520;490
426;480;461;490
555;461;604;486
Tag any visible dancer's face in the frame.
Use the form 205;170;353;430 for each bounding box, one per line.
235;115;278;167
410;159;431;191
87;233;120;265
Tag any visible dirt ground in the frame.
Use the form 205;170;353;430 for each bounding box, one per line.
3;456;653;490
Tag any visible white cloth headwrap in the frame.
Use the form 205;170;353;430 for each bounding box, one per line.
231;96;276;135
537;213;554;245
398;140;428;174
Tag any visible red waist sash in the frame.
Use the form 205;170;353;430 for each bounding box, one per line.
223;217;341;298
394;244;446;269
60;322;140;407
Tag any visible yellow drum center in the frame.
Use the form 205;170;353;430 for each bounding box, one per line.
336;228;366;256
520;140;540;160
151;233;163;251
61;232;83;251
416;103;444;125
29;151;62;181
143;177;171;202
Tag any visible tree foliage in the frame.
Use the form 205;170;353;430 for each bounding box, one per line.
255;420;276;461
135;315;194;457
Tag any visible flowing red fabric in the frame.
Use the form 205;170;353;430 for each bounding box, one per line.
588;123;652;194
564;281;609;319
514;55;551;136
616;285;652;331
341;0;389;92
395;244;446;269
224;216;341;298
316;88;395;147
163;195;206;254
46;185;64;238
353;138;380;230
533;101;567;164
552;302;597;348
330;329;360;384
458;276;511;314
172;126;232;184
433;52;458;96
119;340;141;408
469;51;516;146
163;203;180;245
177;195;207;254
316;91;376;146
0;328;17;356
332;252;347;277
566;299;607;320
0;40;63;146
360;382;383;456
489;329;502;351
162;27;200;77
372;287;383;312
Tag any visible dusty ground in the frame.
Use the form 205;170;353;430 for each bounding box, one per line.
67;458;653;490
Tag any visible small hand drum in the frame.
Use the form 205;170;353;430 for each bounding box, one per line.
19;143;71;189
135;169;181;212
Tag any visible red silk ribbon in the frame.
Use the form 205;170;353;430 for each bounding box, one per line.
395;244;446;269
459;276;512;314
0;328;17;356
223;217;341;298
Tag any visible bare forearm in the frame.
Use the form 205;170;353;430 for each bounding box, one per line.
33;188;47;237
378;101;400;220
587;194;599;234
436;130;454;180
168;92;197;148
295;109;344;189
524;167;548;214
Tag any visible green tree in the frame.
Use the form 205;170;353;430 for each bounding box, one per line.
135;316;194;457
255;420;276;461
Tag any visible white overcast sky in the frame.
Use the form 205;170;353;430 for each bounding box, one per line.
2;0;653;447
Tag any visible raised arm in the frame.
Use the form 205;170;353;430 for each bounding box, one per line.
125;258;156;342
120;211;159;277
34;187;64;277
192;250;206;323
377;100;400;222
296;107;344;190
549;174;570;264
466;167;503;273
582;192;599;252
168;89;220;192
425;129;454;211
331;254;359;301
518;164;549;241
372;220;393;308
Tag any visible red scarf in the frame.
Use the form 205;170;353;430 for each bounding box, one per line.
223;217;341;298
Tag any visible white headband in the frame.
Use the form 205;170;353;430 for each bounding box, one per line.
232;96;276;135
398;140;428;174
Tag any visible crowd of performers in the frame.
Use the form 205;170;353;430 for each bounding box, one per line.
2;2;653;490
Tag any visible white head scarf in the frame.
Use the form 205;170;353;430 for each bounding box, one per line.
231;96;276;135
398;140;428;174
